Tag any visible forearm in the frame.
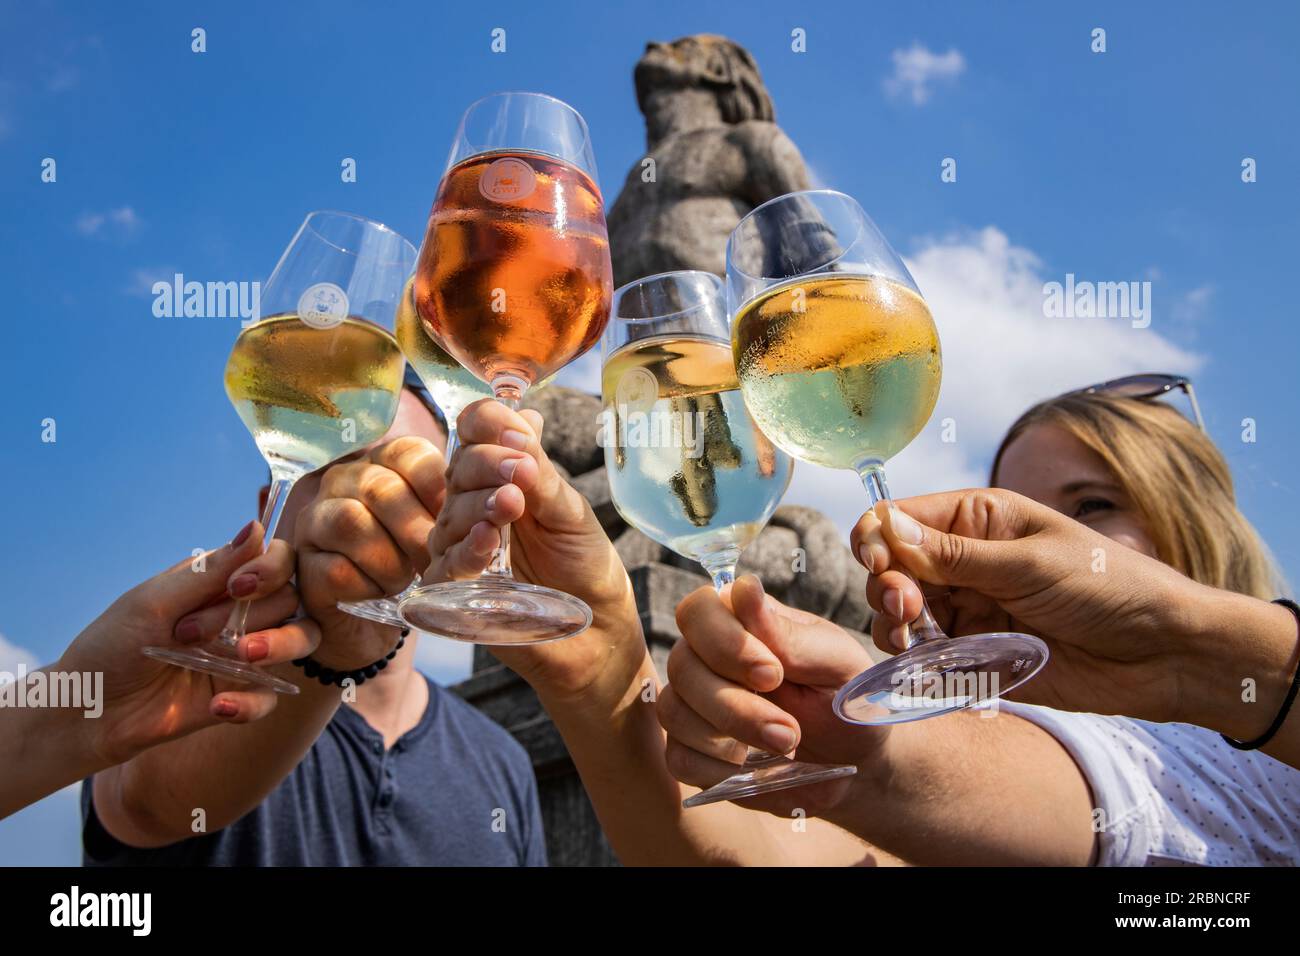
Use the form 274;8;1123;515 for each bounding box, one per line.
539;646;884;866
0;675;103;820
823;711;1097;866
93;665;339;846
1181;588;1300;768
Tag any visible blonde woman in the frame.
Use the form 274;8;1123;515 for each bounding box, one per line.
660;374;1299;865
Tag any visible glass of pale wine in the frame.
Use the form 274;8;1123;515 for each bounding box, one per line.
727;190;1048;725
601;270;858;805
142;211;415;692
398;91;614;645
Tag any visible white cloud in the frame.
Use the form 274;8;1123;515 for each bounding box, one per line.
75;206;141;238
0;632;40;676
778;226;1204;537
884;43;966;105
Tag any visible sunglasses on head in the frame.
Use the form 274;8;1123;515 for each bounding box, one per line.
1073;373;1205;432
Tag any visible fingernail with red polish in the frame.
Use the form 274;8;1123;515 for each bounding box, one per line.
243;636;269;662
175;618;202;643
228;573;258;598
213;699;239;719
230;521;255;549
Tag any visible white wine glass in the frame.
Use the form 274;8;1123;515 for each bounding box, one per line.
727;190;1049;725
601;270;857;807
142;211;416;693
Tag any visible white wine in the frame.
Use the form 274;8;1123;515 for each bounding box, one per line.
602;334;791;565
395;277;490;424
225;313;404;477
732;274;941;470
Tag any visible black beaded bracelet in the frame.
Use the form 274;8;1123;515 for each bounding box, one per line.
292;628;409;688
1221;599;1300;751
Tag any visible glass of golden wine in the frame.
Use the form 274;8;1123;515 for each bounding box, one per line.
142;211;415;693
398;91;613;644
601;270;857;806
727;190;1048;725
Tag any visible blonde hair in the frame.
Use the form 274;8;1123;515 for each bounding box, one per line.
991;391;1285;600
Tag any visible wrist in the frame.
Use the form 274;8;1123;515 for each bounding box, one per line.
1178;585;1298;738
312;621;403;671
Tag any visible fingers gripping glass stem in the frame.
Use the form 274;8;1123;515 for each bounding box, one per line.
856;460;946;646
219;474;295;647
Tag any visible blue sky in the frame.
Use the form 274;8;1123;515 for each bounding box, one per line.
1;0;1297;863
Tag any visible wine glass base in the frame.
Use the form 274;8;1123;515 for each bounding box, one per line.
336;596;404;628
833;632;1048;726
398;578;592;645
140;646;300;695
682;758;858;808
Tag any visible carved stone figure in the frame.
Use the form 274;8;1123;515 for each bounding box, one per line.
606;34;812;287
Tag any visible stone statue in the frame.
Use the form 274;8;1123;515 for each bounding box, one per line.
606;34;812;287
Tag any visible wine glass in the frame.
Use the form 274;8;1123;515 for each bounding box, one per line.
335;275;489;626
142;211;416;692
398;91;613;645
601;270;857;807
726;190;1049;725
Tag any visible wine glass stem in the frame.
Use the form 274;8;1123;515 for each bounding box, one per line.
699;553;778;765
485;376;530;581
217;474;295;648
700;552;739;594
855;459;947;649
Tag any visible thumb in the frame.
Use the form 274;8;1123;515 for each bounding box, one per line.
878;500;1029;595
731;575;871;687
135;521;266;620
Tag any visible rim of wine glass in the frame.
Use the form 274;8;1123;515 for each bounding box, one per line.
725;188;872;286
610;269;725;324
453;90;595;169
299;209;416;262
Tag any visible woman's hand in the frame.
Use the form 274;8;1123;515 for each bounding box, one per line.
852;488;1294;731
60;521;318;767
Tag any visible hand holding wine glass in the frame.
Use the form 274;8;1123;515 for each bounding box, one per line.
142;211;416;692
399;91;614;645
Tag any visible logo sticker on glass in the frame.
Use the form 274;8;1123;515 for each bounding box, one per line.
616;366;658;414
297;282;349;330
478;157;537;204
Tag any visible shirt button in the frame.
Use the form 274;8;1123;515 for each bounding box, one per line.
379;790;393;806
372;741;382;755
